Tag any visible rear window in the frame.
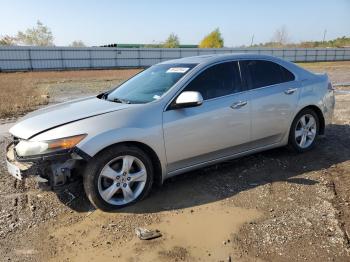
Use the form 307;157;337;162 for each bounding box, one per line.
280;65;295;82
241;60;294;89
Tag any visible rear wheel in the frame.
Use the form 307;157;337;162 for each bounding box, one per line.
83;145;153;211
288;109;319;152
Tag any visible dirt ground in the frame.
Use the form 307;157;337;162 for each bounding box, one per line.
0;62;350;262
0;69;141;118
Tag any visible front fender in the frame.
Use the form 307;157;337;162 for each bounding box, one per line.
77;127;167;177
30;105;167;178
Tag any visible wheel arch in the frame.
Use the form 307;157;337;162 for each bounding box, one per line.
92;141;163;186
293;105;325;135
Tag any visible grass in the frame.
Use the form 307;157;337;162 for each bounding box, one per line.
0;69;140;118
0;73;48;118
297;61;350;70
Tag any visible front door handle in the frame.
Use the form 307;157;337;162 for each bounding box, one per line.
231;101;247;109
284;88;297;95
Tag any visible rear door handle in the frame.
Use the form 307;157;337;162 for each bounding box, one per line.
284;88;297;95
231;101;247;109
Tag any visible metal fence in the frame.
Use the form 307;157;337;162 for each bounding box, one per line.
0;46;349;71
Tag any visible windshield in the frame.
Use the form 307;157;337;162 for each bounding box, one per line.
105;63;197;104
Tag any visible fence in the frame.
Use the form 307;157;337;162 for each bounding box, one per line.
0;46;349;71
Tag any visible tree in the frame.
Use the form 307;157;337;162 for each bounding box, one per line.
16;20;54;46
0;35;17;46
251;35;350;48
70;40;86;47
163;33;180;48
271;26;290;47
199;28;224;48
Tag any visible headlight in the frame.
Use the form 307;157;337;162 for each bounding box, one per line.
15;134;87;157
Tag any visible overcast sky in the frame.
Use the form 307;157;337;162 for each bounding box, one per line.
1;0;349;47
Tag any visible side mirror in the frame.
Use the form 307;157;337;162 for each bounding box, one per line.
174;91;203;109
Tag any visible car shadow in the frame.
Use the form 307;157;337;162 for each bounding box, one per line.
60;124;350;213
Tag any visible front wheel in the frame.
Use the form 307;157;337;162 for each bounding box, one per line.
288;109;319;153
83;145;154;211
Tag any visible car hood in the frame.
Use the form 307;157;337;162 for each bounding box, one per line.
10;97;132;139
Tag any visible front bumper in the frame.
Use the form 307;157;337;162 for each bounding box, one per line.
6;143;33;180
6;141;88;190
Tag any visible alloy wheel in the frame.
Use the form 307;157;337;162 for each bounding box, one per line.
294;114;317;149
97;155;147;206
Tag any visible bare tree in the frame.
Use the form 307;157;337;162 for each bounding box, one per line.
70;40;86;47
271;26;290;46
0;35;17;46
16;20;54;46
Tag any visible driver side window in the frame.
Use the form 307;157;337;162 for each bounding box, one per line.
183;61;242;100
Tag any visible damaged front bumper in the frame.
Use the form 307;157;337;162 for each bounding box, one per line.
6;143;32;180
6;140;89;190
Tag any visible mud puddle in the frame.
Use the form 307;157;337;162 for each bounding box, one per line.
45;203;261;262
128;204;261;261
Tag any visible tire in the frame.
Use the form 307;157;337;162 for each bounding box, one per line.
288;108;319;153
83;144;154;211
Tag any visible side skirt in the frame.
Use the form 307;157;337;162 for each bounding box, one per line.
164;142;284;180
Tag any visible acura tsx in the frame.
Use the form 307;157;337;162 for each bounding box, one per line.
6;54;335;210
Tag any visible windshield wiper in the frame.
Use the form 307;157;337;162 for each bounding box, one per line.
109;97;131;104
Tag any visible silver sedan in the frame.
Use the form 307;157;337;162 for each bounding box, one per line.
6;54;335;210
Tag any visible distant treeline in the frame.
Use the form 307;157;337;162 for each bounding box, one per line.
1;21;349;49
250;36;350;48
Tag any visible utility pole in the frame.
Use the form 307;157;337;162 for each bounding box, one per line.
322;29;327;43
250;34;254;47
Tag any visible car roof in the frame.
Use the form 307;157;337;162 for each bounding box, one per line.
159;53;283;65
158;53;315;80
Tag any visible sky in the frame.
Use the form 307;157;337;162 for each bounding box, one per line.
0;0;349;47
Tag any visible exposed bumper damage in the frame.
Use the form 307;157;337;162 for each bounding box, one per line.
6;138;89;191
6;143;32;180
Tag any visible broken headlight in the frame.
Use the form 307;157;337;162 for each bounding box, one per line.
15;134;87;157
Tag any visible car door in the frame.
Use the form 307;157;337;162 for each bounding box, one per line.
240;59;299;147
162;61;251;173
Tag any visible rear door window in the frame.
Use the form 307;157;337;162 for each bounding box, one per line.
240;60;294;89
